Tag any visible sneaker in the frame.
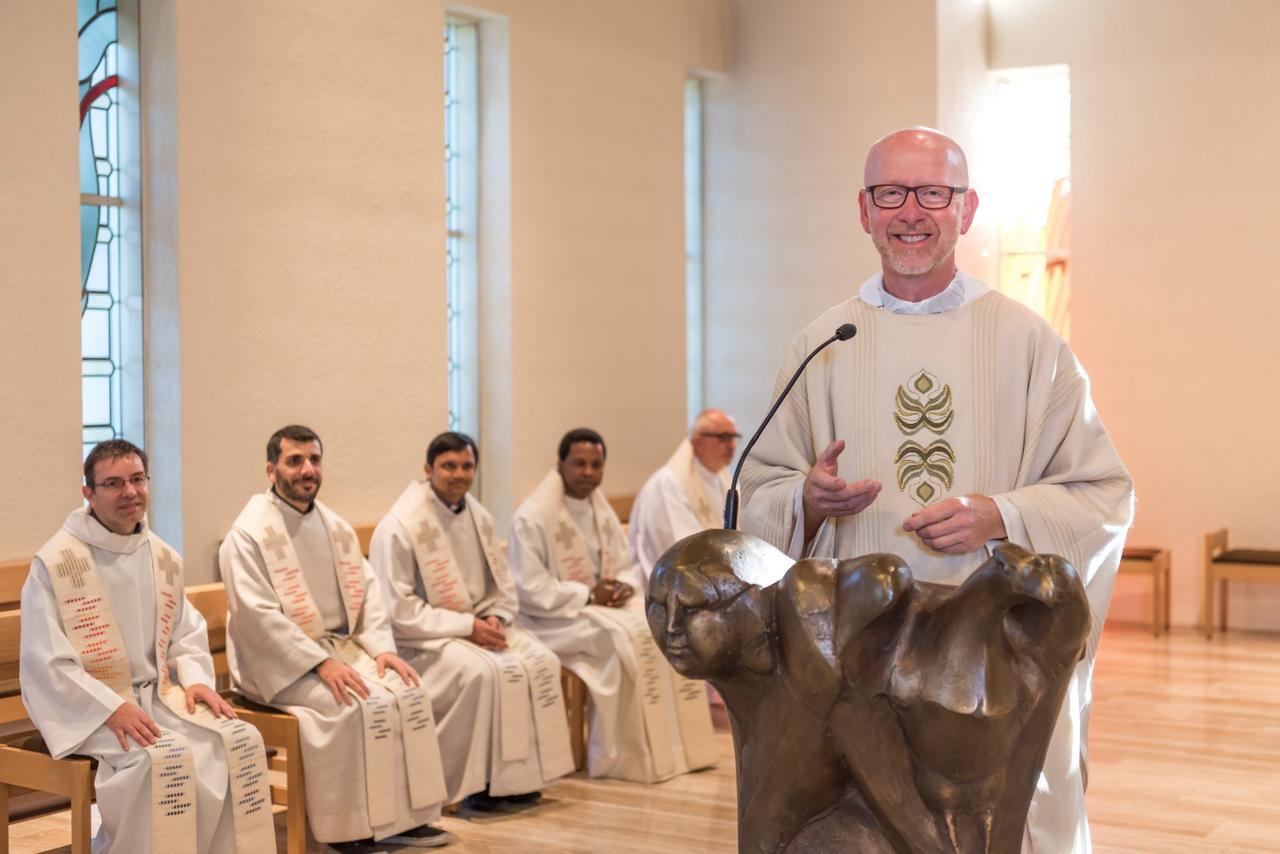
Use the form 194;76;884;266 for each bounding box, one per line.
327;839;381;853
382;824;454;848
461;790;506;814
502;790;543;805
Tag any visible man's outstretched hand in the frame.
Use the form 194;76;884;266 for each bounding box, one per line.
802;440;881;541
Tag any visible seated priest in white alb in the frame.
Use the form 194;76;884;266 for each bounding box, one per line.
629;408;740;581
508;428;717;783
20;440;275;854
369;431;574;813
219;425;451;851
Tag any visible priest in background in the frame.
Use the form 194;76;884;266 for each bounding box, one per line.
20;440;275;853
739;127;1134;853
629;408;739;583
509;428;717;783
220;425;451;851
368;431;573;814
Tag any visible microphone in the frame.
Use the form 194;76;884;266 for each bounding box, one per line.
723;323;857;529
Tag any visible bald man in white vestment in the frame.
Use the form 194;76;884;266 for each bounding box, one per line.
508;428;717;784
368;431;573;813
739;127;1134;853
219;425;451;850
628;409;740;582
20;440;275;854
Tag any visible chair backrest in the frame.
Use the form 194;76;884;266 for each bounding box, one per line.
355;523;375;558
0;558;30;611
186;582;231;689
1206;528;1228;562
608;495;635;525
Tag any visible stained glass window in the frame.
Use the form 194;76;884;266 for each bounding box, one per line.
444;19;479;436
78;0;141;457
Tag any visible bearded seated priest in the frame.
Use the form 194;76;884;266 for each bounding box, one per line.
508;428;717;783
628;408;740;583
368;431;573;813
19;440;276;854
218;425;451;851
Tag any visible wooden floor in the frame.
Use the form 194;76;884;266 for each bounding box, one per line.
9;624;1279;853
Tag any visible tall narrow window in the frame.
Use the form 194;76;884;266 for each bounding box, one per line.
684;77;705;421
444;19;480;435
986;65;1071;339
79;0;142;457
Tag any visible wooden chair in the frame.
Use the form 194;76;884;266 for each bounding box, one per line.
354;522;376;559
1203;529;1280;639
561;670;589;772
1118;546;1171;636
607;495;635;526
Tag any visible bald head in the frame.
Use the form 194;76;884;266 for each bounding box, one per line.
864;127;969;188
690;408;738;473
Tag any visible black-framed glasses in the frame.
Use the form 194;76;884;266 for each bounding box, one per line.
866;185;967;210
699;432;742;442
92;474;150;493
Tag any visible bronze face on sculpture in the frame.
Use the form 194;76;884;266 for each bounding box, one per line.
648;531;1092;854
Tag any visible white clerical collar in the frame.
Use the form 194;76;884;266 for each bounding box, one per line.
269;488;314;517
65;505;148;555
692;455;722;484
564;492;593;518
857;271;989;315
428;484;466;515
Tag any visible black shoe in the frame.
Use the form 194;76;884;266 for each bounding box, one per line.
461;790;506;813
328;839;380;853
383;824;454;848
502;790;543;805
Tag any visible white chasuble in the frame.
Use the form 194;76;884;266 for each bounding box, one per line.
220;491;445;843
629;438;732;580
740;275;1134;854
20;509;273;854
509;471;717;783
374;482;572;797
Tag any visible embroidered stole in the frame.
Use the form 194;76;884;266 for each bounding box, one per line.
662;439;724;530
529;470;716;773
37;530;275;854
237;493;445;824
388;482;571;769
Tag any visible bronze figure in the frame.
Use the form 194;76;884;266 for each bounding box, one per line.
647;529;1091;854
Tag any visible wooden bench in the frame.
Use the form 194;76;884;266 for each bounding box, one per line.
0;580;307;854
1118;546;1172;636
1203;529;1280;639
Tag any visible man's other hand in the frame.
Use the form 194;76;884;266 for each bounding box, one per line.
316;658;370;705
375;652;421;687
185;684;237;719
902;494;1006;554
469;616;508;651
105;701;162;750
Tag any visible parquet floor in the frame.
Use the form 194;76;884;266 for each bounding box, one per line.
9;625;1279;852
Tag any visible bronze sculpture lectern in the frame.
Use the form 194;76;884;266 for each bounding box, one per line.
646;530;1090;854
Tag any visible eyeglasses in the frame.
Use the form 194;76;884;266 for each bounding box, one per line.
698;432;741;443
92;474;150;492
866;185;967;210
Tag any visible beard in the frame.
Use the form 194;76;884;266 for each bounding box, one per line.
873;228;960;277
275;471;321;506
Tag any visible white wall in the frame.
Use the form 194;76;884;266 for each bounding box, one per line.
988;0;1280;629
0;2;84;557
703;0;938;429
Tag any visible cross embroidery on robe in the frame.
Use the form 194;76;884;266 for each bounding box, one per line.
158;548;181;586
554;521;577;552
416;521;442;553
694;497;711;521
53;548;91;590
479;518;495;544
332;527;357;556
262;526;290;561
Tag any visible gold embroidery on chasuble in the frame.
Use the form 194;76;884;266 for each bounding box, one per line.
893;370;956;506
